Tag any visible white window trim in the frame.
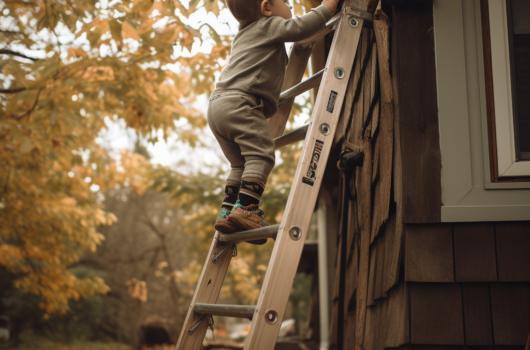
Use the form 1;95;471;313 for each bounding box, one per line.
488;0;530;176
433;0;530;222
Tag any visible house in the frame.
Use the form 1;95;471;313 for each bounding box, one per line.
305;0;530;349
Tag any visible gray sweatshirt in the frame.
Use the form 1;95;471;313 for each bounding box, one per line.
214;5;334;117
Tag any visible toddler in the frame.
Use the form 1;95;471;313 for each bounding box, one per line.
208;0;339;240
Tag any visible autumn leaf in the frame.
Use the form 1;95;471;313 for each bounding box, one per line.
67;47;88;59
122;21;140;40
109;19;124;45
204;0;220;16
160;24;180;43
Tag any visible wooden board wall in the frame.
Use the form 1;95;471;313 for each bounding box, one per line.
392;0;441;223
327;1;530;349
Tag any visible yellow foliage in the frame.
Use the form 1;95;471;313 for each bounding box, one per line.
127;278;148;302
67;47;89;59
0;0;317;315
122;21;140;40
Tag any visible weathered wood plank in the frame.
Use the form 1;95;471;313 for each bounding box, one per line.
453;223;497;282
354;27;374;350
490;283;530;345
410;283;465;345
382;213;400;294
371;300;383;350
462;283;493;345
364;0;380;13
362;304;377;350
370;43;380;141
367;244;377;306
384;283;409;348
404;224;454;282
374;233;386;300
374;296;390;350
330;165;350;350
370;6;394;243
495;222;530;282
344;200;359;346
328;233;342;350
342;24;368;347
362;33;374;139
388;0;406;296
392;0;441;223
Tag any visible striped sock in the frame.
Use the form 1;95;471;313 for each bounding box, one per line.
221;180;241;210
239;178;265;207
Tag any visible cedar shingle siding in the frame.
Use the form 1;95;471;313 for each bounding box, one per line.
327;1;530;349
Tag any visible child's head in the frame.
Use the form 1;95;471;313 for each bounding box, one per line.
226;0;292;27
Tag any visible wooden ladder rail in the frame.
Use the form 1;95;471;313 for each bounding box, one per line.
175;1;371;349
244;1;368;348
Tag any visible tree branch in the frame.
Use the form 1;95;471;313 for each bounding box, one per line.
14;87;42;120
0;30;24;35
0;87;27;94
0;49;39;61
3;1;39;5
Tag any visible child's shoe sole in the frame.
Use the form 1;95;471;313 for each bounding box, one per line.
227;215;267;245
214;218;240;233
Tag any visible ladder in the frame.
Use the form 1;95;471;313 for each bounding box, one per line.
176;1;372;349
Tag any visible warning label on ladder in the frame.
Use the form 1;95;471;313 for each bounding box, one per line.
326;90;338;112
302;140;324;186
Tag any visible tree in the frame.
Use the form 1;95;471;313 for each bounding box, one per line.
0;0;320;318
0;0;229;314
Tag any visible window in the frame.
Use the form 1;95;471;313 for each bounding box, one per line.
485;0;530;179
433;0;530;222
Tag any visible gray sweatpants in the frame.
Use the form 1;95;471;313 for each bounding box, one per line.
207;89;276;184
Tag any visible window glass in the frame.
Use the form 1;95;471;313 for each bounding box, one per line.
508;0;530;160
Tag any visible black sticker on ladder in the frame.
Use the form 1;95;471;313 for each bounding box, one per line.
326;90;338;113
302;140;324;186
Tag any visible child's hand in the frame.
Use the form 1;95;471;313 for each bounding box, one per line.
322;0;340;13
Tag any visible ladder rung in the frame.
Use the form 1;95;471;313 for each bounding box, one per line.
294;14;341;55
278;69;324;108
194;303;256;320
274;124;309;149
218;224;280;243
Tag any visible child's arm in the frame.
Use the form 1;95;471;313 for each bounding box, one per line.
260;1;339;43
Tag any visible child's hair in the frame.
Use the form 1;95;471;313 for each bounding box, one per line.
226;0;270;25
